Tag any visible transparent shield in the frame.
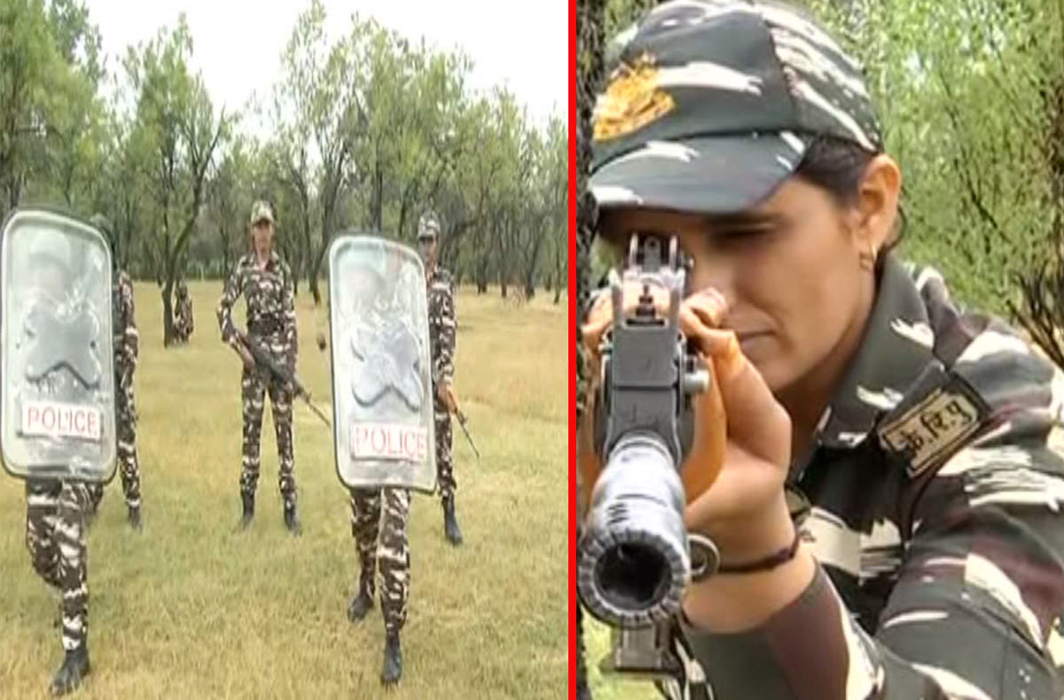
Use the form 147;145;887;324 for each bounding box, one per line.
328;234;436;493
0;208;117;482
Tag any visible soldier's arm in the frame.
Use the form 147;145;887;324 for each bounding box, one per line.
436;273;457;384
672;433;1064;700
216;261;243;347
188;294;194;333
283;263;297;368
124;275;139;367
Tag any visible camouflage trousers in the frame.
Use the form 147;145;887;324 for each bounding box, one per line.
25;479;91;651
433;392;455;503
172;322;191;343
173;311;192;343
241;351;296;506
350;487;410;635
89;382;141;511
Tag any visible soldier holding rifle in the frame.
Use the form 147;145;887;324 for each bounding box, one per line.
579;2;1064;698
217;200;302;535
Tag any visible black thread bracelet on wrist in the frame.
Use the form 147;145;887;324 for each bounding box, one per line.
715;531;802;575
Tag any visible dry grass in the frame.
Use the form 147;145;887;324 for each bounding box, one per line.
0;280;566;699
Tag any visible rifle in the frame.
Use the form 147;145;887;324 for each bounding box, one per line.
434;371;480;460
454;409;481;460
235;329;331;428
577;234;716;678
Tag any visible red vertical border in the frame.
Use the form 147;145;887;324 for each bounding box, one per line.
567;0;578;695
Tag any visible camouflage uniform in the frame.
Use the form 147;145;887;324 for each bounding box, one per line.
427;264;457;502
349;487;411;636
583;3;1064;697
26;480;92;653
17;218;104;693
217;248;299;510
419;211;463;547
658;257;1064;699
88;269;141;521
173;280;193;343
342;236;425;683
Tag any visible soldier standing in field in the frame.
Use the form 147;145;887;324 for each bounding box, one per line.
337;247;414;686
417;211;463;545
86;214;143;531
216;200;301;535
10;219;110;695
173;279;194;343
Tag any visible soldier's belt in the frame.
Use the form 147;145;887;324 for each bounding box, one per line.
248;319;284;336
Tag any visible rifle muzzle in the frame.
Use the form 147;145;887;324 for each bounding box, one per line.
577;432;688;628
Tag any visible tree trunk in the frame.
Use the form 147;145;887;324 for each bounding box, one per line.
220;235;230;281
474;252;489;294
161;281;176;346
309;241;330;305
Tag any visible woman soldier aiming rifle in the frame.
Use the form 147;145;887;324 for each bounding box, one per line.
580;1;1064;698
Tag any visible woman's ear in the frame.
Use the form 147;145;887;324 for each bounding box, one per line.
854;154;902;253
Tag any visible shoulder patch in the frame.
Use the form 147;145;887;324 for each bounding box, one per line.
878;381;987;478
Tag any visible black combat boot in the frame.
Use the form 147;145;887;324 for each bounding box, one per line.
347;580;374;622
380;631;402;685
283;501;302;536
127;505;142;531
50;643;90;696
239;492;255;531
443;498;463;546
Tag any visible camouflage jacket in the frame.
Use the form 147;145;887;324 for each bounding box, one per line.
113;269;138;378
660;256;1064;700
427;265;456;385
216;250;297;360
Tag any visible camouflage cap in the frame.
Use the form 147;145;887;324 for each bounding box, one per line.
417;211;441;241
249;200;275;226
590;0;884;215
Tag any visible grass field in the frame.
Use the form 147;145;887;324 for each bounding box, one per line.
0;280;566;699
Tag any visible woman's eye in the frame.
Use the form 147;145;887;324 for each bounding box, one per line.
714;228;772;243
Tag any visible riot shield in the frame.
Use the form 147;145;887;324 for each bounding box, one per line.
0;208;117;482
328;234;436;493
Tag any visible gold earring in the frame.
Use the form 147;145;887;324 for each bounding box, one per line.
859;242;876;271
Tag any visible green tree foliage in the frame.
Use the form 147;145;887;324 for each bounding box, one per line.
118;16;227;345
1;0;566;346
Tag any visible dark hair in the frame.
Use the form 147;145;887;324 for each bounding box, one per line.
794;135;904;269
